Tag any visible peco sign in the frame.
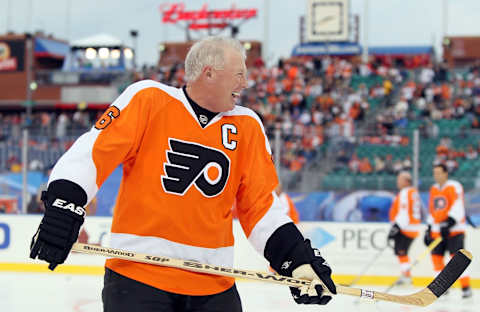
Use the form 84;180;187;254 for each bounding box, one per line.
0;222;10;249
342;227;389;250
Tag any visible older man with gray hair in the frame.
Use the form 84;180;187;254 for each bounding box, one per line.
29;36;335;312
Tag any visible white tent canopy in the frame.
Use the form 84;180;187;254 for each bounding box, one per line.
70;33;125;48
62;33;134;72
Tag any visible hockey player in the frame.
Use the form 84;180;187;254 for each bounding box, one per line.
387;171;421;285
424;164;472;298
29;37;336;311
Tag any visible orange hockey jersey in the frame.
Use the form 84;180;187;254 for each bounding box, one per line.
48;80;292;295
428;180;466;237
389;186;421;238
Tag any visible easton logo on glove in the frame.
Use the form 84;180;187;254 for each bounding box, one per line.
52;198;86;216
281;261;292;270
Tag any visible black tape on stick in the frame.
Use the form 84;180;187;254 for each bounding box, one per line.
427;249;472;298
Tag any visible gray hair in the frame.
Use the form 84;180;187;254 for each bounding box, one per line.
184;36;246;82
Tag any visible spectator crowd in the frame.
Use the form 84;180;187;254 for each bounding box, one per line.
2;55;480;193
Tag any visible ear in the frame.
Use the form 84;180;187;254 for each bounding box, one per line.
203;66;214;80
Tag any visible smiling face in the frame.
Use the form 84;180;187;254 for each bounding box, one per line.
204;47;247;112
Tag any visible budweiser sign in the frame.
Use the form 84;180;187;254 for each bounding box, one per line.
160;3;257;29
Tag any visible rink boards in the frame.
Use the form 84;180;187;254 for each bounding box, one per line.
0;215;478;288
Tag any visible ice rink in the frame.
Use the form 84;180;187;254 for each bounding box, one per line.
1;272;478;312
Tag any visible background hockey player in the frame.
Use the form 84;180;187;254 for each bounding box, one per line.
424;163;472;298
387;171;421;285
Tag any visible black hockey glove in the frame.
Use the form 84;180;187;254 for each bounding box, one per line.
387;223;401;241
264;223;336;305
440;217;456;239
30;180;87;270
424;225;433;246
285;239;336;305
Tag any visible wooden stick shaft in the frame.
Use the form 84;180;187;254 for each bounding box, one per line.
410;237;442;268
72;243;311;288
70;242;453;307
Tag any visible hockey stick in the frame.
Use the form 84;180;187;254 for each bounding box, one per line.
383;237;442;293
466;215;478;229
71;242;471;307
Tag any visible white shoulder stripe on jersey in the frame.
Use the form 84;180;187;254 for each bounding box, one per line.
446;180;464;193
48;130;101;204
222;105;272;155
110;232;234;268
113;79;185;111
247;191;292;255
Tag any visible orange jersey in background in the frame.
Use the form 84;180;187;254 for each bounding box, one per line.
389;186;421;238
428;180;466;237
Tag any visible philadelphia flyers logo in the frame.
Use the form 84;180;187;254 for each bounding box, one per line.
433;196;448;210
161;138;230;197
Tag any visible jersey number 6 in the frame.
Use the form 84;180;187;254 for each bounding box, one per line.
95;106;120;130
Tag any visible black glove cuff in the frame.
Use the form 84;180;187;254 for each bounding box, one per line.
388;223;401;239
43;179;88;221
444;216;456;228
264;222;305;276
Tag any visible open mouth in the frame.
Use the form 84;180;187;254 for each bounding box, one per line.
232;91;240;100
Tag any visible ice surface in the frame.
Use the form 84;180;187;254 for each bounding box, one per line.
1;272;477;311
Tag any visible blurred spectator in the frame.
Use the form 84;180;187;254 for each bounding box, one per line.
385;154;395;174
359;157;373;174
466;145;478;160
374;156;386;173
349;153;360;173
402;156;412;171
56;112;69;138
445;156;458;173
393;159;404;174
336;149;350;167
